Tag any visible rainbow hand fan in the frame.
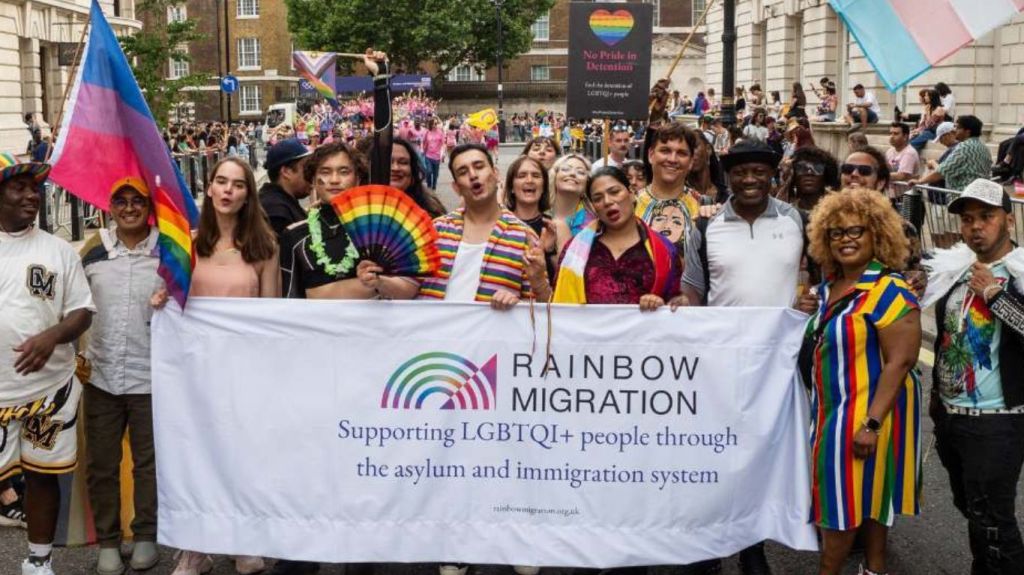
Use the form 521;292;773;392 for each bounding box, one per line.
330;185;441;276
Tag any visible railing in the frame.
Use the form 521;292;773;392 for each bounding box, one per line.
39;139;267;242
893;182;1024;253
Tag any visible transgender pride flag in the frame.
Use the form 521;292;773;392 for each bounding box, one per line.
830;0;1024;91
50;0;199;307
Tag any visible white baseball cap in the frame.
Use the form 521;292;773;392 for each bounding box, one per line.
933;121;955;142
948;179;1012;214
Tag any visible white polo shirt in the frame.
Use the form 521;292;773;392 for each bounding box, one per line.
683;196;804;307
0;227;95;406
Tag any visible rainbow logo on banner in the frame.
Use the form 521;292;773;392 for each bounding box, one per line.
380;352;498;410
589;9;635;46
292;51;339;108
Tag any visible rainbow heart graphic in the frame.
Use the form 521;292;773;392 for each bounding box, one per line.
589;9;634;47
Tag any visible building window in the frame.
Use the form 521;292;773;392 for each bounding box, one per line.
447;65;485;82
237;0;259;18
240;84;262;114
168;4;186;23
693;0;707;23
531;12;550;41
530;65;550;81
237;38;261;69
648;0;660;28
169;58;189;79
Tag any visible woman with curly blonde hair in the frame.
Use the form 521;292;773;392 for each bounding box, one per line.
796;188;922;575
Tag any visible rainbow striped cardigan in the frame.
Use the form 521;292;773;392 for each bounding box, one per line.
418;209;534;302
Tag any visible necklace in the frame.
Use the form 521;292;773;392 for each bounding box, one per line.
307;206;359;277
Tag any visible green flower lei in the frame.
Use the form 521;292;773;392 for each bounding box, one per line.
307;206;359;277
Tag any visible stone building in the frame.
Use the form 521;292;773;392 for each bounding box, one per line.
152;0;299;124
0;0;141;155
437;0;708;116
703;0;1023;140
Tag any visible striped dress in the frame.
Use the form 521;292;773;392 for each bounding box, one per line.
808;260;922;530
418;209;534;301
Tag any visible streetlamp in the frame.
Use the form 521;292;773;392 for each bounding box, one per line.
720;0;736;126
491;0;505;142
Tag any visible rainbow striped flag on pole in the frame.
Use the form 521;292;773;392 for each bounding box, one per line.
830;0;1024;91
293;51;339;108
49;0;199;308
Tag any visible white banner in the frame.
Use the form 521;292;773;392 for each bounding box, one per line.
152;299;817;567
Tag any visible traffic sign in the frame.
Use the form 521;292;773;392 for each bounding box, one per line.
221;75;239;93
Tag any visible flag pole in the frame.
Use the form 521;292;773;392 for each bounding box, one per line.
647;0;716;118
47;11;91;162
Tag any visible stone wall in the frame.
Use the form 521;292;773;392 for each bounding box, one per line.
705;0;1019;140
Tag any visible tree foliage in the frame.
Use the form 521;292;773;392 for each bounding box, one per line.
119;0;208;127
284;0;555;79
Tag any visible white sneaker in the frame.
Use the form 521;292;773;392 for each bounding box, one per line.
513;567;540;575
439;566;468;575
21;557;55;575
234;555;266;574
172;551;213;575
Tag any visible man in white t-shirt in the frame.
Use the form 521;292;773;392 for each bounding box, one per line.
418;143;550;310
885;122;921;198
591;124;631;172
845;83;881;133
0;153;94;575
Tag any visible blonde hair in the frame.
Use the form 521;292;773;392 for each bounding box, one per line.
549;153;592;214
807;187;910;276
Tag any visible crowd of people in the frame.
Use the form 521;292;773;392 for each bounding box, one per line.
4;52;1024;575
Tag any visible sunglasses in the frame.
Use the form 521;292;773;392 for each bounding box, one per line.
827;226;867;241
794;161;825;176
110;196;149;209
840;163;875;177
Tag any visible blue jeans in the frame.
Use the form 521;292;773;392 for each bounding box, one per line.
425;158;440;189
911;129;935;152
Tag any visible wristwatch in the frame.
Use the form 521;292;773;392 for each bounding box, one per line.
861;416;882;433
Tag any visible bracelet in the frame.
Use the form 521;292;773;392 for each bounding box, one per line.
983;284;1003;303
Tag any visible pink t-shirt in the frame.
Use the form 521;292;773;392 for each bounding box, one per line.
885;145;920;197
423;128;445;160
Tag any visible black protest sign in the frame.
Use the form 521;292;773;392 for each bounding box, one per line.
567;2;653;120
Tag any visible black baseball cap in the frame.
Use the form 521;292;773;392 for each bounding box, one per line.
265;138;312;172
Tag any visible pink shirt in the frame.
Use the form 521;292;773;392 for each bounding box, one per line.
192;252;260;298
423;128;445;160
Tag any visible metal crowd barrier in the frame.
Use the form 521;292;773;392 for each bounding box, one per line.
39;138;266;241
894;182;1024;253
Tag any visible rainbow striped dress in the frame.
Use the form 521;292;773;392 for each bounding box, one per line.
807;260;922;530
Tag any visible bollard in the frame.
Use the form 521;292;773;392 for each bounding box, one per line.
70;194;83;242
38;184;51;233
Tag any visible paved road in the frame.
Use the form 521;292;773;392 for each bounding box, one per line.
5;145;998;573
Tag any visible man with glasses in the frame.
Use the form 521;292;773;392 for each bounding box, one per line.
672;140;804;575
80;182;162;575
591;123;632;172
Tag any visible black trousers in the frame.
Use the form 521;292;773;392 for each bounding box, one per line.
933;410;1024;575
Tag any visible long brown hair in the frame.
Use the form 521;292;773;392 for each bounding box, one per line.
195;157;277;263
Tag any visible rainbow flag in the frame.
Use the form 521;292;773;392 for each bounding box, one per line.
49;0;198;308
830;0;1024;91
293;51;339;108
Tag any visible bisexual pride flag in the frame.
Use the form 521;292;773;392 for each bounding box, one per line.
830;0;1024;91
49;0;199;308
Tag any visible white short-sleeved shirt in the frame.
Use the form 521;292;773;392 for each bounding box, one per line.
854;91;881;115
444;241;487;302
683;196;804;308
0;227;95;406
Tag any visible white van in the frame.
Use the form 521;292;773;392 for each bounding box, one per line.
262;103;296;143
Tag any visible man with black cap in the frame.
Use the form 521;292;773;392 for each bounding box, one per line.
0;152;95;575
923;178;1024;574
260;137;312;240
673;140;802;575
